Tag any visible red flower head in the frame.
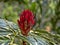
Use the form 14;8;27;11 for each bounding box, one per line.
17;9;35;36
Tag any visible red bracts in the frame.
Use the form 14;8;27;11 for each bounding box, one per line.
17;9;35;36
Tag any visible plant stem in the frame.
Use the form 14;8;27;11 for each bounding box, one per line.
23;41;26;45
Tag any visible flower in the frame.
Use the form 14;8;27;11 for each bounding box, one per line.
17;9;35;36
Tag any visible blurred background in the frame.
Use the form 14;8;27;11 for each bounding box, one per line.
0;0;60;34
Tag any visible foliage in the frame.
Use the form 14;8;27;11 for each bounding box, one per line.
0;19;60;45
1;3;18;23
50;0;60;34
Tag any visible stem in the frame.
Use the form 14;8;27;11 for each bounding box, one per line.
23;41;26;45
22;34;28;45
22;35;27;45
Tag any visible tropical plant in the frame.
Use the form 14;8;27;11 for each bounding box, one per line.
0;0;60;45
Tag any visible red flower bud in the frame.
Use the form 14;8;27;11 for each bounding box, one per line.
17;9;35;36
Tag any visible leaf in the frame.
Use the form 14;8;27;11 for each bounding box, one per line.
30;2;37;12
0;19;18;45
